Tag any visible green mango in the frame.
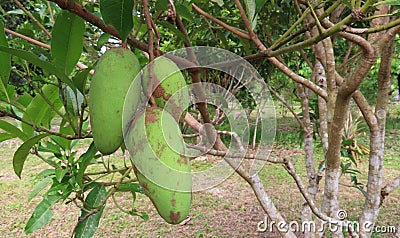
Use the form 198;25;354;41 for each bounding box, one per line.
127;107;191;224
89;47;141;155
143;57;189;122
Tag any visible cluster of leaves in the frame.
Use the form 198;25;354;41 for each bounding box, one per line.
0;1;156;237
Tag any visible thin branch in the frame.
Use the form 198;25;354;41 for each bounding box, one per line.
13;0;52;38
142;0;154;61
0;109;92;140
186;143;281;163
381;175;400;205
4;28;50;49
4;28;93;73
283;159;358;237
46;1;55;23
267;84;307;131
192;4;250;40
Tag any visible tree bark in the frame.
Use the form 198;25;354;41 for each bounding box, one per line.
359;29;395;238
297;83;317;238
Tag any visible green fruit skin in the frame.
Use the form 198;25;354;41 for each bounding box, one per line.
89;48;141;155
127;107;191;224
143;57;189;122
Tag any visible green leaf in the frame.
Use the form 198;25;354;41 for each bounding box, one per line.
74;183;106;238
13;133;49;178
158;21;189;45
155;0;169;11
55;168;67;183
76;142;97;188
0;20;11;85
117;183;144;193
64;86;83;116
244;0;257;30
97;33;111;49
0;133;15;142
100;0;134;42
175;4;194;23
46;182;71;198
21;84;62;136
375;0;400;6
0;78;12;104
255;0;268;13
28;176;55;201
36;169;56;179
73;68;91;94
51;10;85;76
38;141;62;155
0;46;76;91
24;194;60;234
0;119;29;141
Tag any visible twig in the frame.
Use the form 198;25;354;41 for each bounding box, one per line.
192;4;250;40
283;159;358;237
0;109;91;140
71;167;133;237
4;28;94;73
381;174;400;205
46;1;55;23
267;85;307;131
13;0;52;38
142;0;154;61
186;143;279;163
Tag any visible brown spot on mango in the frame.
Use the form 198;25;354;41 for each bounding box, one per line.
169;211;181;224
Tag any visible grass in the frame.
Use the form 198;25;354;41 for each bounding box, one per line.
0;104;400;237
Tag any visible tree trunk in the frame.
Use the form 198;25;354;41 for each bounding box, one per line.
359;31;395;238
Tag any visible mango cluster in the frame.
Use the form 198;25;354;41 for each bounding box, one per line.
88;48;191;224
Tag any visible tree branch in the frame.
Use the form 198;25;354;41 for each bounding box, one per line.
13;0;52;38
380;175;400;205
192;4;251;40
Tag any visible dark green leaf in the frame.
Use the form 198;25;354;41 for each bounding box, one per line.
0;119;29;141
24;194;60;234
64;86;84;116
175;4;194;23
36;169;56;179
38;141;62;155
97;33;111;49
255;0;268;13
356;186;367;197
158;21;189;45
74;183;106;238
155;0;169;11
117;183;144;193
100;0;134;42
0;20;11;85
46;182;71;199
13;133;49;178
76;142;97;188
0;46;76;91
51;10;85;76
73;68;91;94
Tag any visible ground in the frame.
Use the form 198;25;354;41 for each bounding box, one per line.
0;106;399;237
